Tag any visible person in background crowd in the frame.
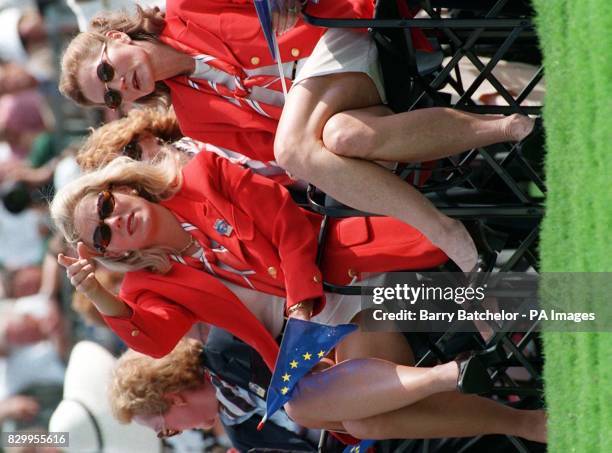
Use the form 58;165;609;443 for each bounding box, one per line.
58;1;539;272
0;394;40;424
0;6;57;94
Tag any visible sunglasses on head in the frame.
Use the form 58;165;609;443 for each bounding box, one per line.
92;189;115;253
97;42;122;110
121;139;143;160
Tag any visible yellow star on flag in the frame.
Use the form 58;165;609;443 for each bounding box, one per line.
303;352;312;360
282;373;291;382
290;360;299;369
281;387;289;395
317;350;326;358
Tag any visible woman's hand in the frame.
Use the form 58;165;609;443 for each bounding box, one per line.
287;299;314;321
57;243;132;318
271;0;304;36
58;253;100;298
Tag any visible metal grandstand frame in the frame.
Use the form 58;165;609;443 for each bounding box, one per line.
305;1;546;451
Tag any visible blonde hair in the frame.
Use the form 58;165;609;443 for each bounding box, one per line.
77;107;183;171
59;6;169;107
109;339;204;423
50;154;183;273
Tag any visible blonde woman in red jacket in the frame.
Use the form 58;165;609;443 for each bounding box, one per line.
51;150;546;444
59;1;535;281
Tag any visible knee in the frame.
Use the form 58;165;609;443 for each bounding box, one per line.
343;418;384;440
273;131;313;178
284;399;320;429
322;113;379;159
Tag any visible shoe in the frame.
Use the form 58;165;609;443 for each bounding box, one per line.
455;351;493;394
517;117;545;175
464;221;498;287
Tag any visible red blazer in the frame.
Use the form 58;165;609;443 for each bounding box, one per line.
102;152;447;370
161;0;375;162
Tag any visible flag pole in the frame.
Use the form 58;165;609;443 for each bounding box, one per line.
257;414;268;431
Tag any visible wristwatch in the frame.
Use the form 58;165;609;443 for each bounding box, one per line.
287;300;313;317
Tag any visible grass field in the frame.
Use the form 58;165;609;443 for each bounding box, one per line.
533;1;612;451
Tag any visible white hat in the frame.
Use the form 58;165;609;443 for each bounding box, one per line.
49;341;162;453
0;8;28;64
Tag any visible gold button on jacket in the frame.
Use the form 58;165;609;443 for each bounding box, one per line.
131;329;140;337
291;48;300;57
250;56;260;65
313;275;321;283
267;266;278;278
348;268;357;278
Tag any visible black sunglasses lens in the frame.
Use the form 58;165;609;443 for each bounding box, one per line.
122;141;142;160
104;89;122;110
103;89;122;110
96;61;114;83
93;224;111;253
97;191;115;218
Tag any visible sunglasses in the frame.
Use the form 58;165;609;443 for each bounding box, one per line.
157;412;181;439
92;190;115;253
121;139;143;160
96;42;122;110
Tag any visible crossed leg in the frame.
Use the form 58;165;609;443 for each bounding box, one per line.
274;72;534;271
284;312;546;443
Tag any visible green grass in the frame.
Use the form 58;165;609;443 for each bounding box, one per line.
533;0;612;451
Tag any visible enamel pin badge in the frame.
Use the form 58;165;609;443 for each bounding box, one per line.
214;219;234;237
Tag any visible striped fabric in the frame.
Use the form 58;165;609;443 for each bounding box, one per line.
189;53;292;119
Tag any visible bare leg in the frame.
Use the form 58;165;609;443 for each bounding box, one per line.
343;392;547;443
276;74;473;270
276;72;535;271
285;313;546;443
284;351;459;425
323;106;534;162
286;311;467;426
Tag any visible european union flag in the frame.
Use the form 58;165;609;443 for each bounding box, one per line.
343;439;376;453
258;318;358;428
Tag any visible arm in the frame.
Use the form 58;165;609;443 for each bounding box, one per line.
103;291;196;358
57;253;131;317
58;252;194;357
209;153;324;316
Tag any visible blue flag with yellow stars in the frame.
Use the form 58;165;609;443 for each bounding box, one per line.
258;318;358;429
343;439;376;453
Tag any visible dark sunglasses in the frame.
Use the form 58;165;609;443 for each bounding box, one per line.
96;42;122;110
157;428;182;439
157;411;181;439
121;139;143;160
92;190;115;253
